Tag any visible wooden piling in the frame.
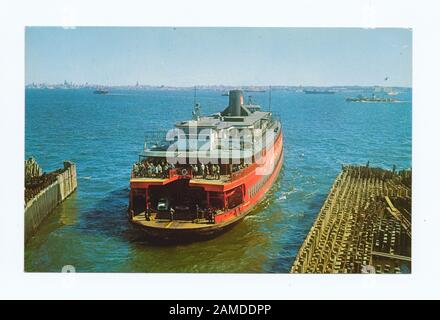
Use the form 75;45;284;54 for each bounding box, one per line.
291;165;411;274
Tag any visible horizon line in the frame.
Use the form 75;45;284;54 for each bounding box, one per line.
25;83;413;88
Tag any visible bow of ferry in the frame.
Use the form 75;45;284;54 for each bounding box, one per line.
128;90;283;241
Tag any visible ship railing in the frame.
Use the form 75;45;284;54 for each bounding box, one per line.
169;167;193;179
131;169;169;179
131;167;193;180
230;163;256;181
142;129;174;151
133;161;263;182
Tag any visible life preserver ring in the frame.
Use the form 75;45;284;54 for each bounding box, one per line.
181;168;188;176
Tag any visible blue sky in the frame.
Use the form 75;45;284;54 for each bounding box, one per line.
25;27;412;87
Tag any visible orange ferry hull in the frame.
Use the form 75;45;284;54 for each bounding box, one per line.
134;152;283;242
129;131;284;242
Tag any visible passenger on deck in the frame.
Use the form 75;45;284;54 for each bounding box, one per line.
208;208;214;224
215;164;221;179
147;163;153;177
170;207;175;221
196;204;200;220
145;202;151;221
205;163;210;178
211;164;216;180
201;163;206;179
157;163;162;177
192;164;198;178
163;163;169;178
132;163;138;177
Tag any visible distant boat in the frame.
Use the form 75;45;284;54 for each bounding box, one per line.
221;92;229;96
93;89;109;95
346;94;398;103
304;89;335;94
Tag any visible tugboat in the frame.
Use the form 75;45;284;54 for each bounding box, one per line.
128;89;284;241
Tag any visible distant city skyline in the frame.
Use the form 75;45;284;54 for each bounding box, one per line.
25;27;412;87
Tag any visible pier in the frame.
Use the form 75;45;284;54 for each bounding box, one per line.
291;165;411;274
25;159;77;242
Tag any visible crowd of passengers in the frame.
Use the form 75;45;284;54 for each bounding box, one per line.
132;159;250;179
231;162;250;173
132;159;175;178
190;163;221;179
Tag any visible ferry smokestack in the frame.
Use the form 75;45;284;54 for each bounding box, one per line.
228;90;244;116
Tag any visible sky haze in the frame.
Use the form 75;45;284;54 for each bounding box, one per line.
25;27;412;87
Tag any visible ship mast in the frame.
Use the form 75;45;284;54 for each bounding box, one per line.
268;85;272;112
192;86;201;120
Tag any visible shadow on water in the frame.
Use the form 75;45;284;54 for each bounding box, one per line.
80;187;151;242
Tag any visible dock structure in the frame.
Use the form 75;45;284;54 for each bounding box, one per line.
291;165;411;274
25;160;77;242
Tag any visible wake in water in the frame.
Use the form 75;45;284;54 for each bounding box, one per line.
277;188;296;201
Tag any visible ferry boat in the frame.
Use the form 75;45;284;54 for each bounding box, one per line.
128;89;284;241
